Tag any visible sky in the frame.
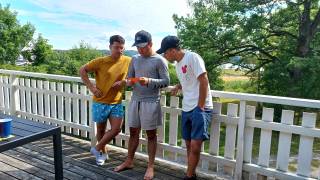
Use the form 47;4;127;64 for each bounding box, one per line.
1;0;192;50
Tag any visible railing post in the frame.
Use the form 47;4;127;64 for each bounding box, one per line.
297;112;316;177
235;100;246;180
168;96;179;161
156;94;166;158
0;76;4;113
9;74;19;116
242;105;256;179
90;99;97;147
124;91;132;148
209;102;222;172
224;103;238;176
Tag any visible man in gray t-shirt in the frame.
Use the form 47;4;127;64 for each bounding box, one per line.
113;30;169;180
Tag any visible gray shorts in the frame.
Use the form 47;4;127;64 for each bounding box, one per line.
128;100;162;130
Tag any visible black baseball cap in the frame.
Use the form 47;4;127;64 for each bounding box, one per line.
156;35;180;54
132;30;152;47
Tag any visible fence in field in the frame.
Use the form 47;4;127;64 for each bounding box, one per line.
0;69;320;179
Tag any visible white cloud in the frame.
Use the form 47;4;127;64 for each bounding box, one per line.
4;0;192;50
24;0;191;49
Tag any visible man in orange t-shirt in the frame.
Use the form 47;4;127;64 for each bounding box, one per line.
79;35;131;165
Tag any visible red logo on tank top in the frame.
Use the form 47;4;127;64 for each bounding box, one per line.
182;65;187;74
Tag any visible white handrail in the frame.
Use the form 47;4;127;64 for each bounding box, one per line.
0;69;93;83
211;90;320;109
2;69;320;109
1;69;320;180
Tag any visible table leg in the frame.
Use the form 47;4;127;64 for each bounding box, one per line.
53;128;63;180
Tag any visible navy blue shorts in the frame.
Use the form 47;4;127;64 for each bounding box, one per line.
181;106;213;141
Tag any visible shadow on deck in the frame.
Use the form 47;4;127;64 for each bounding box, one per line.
0;135;223;180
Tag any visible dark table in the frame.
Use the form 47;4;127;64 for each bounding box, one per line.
0;113;63;180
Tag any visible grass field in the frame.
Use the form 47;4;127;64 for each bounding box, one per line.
222;69;246;76
222;75;249;82
221;69;254;93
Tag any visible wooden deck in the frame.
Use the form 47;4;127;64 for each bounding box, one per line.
0;134;221;180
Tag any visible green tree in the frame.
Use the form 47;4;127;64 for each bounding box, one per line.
68;41;103;64
0;4;35;64
21;49;33;62
65;41;103;76
168;63;179;85
44;51;70;75
31;34;53;66
173;0;320;99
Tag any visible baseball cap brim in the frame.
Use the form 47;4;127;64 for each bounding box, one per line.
156;48;165;54
132;42;148;47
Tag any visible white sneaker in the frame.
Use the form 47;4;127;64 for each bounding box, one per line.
97;153;109;166
90;147;109;166
90;147;103;165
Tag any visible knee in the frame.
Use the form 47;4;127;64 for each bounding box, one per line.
185;142;191;149
147;133;157;141
130;129;140;138
190;145;201;155
97;129;105;136
111;128;122;136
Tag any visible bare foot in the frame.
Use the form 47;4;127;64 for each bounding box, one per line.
144;167;154;180
114;161;133;172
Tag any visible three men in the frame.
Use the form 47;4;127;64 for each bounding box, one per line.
81;32;212;180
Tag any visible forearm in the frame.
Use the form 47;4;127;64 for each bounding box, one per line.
198;82;208;108
148;77;169;89
148;62;170;89
198;76;209;108
79;67;95;90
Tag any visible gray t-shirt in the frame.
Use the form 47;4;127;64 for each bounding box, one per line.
128;54;170;102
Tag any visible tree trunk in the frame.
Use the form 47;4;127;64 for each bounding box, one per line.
296;1;320;57
296;0;311;57
296;34;312;57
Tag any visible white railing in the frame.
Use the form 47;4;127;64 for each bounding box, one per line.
0;69;320;180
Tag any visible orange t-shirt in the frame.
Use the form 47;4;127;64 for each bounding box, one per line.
86;55;131;104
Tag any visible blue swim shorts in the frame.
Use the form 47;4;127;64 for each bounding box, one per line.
92;102;124;123
181;106;213;141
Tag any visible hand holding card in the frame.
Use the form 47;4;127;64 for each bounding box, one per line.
128;77;140;84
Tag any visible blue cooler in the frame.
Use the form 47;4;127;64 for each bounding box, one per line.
0;119;12;138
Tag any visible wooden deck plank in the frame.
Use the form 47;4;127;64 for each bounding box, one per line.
55;137;187;179
30;137;145;175
0;171;19;180
19;142;134;180
38;135;218;180
58;136;186;177
0;134;219;180
0;153;55;180
12;146;115;180
0;161;43;180
57;135;218;180
4;149;84;180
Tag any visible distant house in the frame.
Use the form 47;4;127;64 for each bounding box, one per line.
15;55;32;66
15;43;34;66
220;63;239;69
